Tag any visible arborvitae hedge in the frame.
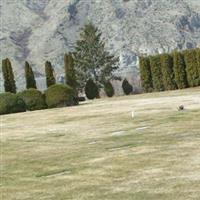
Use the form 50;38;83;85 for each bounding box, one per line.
139;56;153;92
173;51;188;89
45;61;56;88
104;81;114;97
2;58;16;93
183;49;200;87
149;55;164;91
196;48;200;78
25;61;37;89
122;79;133;95
160;53;177;90
85;79;99;99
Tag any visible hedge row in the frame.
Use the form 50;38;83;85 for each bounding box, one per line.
0;84;77;115
139;48;200;92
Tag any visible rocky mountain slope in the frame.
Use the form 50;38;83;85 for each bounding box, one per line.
1;0;200;91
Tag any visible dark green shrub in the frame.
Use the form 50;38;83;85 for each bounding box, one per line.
18;89;47;111
104;81;114;97
139;56;153;92
85;79;99;99
0;92;26;115
122;79;133;95
196;48;200;78
45;84;76;108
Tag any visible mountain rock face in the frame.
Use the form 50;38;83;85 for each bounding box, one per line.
1;0;200;92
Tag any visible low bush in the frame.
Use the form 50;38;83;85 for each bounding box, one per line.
18;89;47;111
0;92;26;115
104;81;114;97
122;79;133;95
85;79;99;99
44;84;77;108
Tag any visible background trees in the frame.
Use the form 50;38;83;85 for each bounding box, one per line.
160;53;177;90
183;49;200;87
45;61;56;88
149;55;164;91
73;23;118;92
173;51;188;89
25;61;37;89
2;58;16;93
139;56;153;92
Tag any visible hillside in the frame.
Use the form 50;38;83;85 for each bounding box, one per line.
1;87;200;199
1;0;200;91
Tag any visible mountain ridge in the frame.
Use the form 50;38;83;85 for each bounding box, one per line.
1;0;200;91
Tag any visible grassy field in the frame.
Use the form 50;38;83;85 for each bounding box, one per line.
1;87;200;200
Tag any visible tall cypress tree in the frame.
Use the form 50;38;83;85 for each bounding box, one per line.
64;53;77;93
160;53;177;90
183;49;199;87
173;51;188;89
2;58;16;93
25;61;37;89
149;55;164;91
139;56;153;92
45;61;56;88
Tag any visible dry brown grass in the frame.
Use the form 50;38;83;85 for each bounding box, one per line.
1;87;200;199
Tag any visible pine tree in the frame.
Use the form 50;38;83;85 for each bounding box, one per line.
183;49;200;87
64;53;77;93
139;56;153;92
122;79;133;95
85;79;99;99
25;61;37;89
149;55;164;91
2;58;16;93
104;81;114;97
160;53;177;90
173;51;188;89
45;61;56;88
73;22;118;92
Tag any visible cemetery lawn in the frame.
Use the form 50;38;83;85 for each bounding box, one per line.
1;87;200;200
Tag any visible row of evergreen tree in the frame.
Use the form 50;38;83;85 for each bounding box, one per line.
2;53;77;92
139;48;200;92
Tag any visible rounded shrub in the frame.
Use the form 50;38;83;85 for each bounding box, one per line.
44;84;76;108
122;79;133;95
0;92;26;115
85;79;99;100
104;81;114;97
18;88;47;111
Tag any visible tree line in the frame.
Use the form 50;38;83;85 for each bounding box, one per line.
139;48;200;92
1;23;134;104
